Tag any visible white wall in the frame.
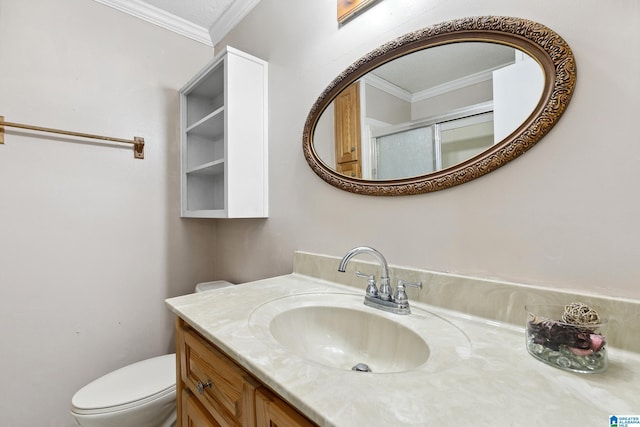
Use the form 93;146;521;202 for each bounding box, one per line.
214;0;640;301
0;0;214;425
493;55;546;142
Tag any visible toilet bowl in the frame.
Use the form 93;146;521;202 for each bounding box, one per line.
70;280;234;427
70;354;177;427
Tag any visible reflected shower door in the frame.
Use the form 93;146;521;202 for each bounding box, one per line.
374;126;435;180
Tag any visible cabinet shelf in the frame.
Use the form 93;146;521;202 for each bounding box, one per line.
186;159;224;176
185;106;224;139
180;46;268;218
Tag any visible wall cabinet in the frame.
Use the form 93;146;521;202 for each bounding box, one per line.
176;318;316;427
180;47;268;218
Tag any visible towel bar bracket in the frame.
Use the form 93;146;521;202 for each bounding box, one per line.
134;137;145;159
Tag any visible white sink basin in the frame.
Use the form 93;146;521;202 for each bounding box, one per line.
270;305;429;372
248;292;471;374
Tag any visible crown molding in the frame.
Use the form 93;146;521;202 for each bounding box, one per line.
93;0;213;46
365;64;513;105
208;0;262;47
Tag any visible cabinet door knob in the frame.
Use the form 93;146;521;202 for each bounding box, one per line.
197;380;212;394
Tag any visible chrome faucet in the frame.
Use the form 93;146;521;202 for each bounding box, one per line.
338;246;392;300
338;246;422;315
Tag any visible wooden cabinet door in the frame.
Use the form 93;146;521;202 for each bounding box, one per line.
177;318;316;427
255;388;316;427
334;81;361;165
182;389;220;427
178;321;260;427
336;160;361;178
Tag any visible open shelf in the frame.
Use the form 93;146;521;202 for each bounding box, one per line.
180;47;268;218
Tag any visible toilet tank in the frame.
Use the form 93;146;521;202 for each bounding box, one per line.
195;280;234;293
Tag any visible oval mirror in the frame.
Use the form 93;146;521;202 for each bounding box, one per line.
302;16;576;195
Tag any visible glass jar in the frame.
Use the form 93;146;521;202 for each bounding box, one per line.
525;304;607;373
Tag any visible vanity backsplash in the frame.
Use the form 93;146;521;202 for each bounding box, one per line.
293;251;640;353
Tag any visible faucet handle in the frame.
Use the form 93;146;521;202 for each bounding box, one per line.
355;271;378;297
394;279;423;304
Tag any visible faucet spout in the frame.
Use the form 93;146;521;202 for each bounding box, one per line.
338;246;389;277
338;246;391;300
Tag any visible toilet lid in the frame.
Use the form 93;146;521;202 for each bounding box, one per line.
71;353;176;412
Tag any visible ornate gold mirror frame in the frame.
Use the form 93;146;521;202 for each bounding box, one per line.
302;16;576;196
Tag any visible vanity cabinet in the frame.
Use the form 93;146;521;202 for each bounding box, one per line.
181;390;219;427
255;388;316;427
176;318;316;427
180;46;268;218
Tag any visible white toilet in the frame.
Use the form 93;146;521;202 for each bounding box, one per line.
70;281;234;427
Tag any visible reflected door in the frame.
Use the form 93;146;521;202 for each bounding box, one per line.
374;112;494;179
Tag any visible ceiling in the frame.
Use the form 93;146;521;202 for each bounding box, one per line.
94;0;261;47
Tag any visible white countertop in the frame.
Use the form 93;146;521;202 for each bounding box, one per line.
166;273;640;427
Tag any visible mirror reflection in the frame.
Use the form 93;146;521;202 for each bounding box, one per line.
313;42;545;180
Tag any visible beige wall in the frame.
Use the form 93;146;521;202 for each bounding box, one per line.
365;83;411;124
0;0;214;425
214;0;640;301
1;0;638;425
411;80;493;120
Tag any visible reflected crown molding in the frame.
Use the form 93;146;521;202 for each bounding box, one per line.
413;64;510;102
365;64;510;104
363;74;413;102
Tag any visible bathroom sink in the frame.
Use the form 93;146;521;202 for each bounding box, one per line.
248;292;471;374
270;305;429;372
